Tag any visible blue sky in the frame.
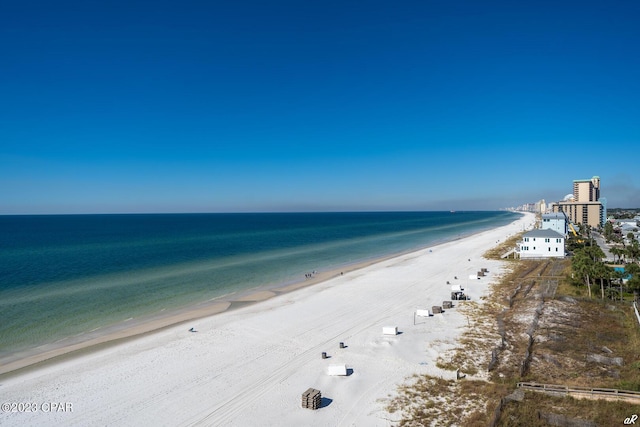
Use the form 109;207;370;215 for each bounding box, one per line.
1;1;639;214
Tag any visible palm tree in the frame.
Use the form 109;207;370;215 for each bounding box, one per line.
626;237;640;263
626;263;640;296
593;263;614;300
610;247;625;264
585;244;605;263
572;249;594;298
578;223;588;237
611;268;627;300
603;221;615;242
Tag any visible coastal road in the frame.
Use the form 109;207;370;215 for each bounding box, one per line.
592;232;615;263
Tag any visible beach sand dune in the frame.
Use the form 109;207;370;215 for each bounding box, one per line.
0;213;534;426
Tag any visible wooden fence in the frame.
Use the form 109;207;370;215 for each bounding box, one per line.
517;382;640;402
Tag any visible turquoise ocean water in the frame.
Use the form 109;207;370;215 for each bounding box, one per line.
0;211;519;360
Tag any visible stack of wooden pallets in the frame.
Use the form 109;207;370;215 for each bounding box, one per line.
301;388;322;410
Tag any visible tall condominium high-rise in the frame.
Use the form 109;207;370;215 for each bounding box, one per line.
573;176;600;202
551;175;603;228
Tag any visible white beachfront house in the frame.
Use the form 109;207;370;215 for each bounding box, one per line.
541;212;567;237
519;229;565;259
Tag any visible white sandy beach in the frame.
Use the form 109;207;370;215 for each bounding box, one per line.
0;213;535;426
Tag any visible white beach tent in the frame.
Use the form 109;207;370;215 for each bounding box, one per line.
382;326;398;335
327;364;348;376
414;309;430;325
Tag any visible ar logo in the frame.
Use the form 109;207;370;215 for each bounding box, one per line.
625;414;638;425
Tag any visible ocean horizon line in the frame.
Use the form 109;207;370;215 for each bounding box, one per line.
0;208;511;216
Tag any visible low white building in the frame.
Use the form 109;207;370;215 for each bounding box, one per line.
519;229;565;259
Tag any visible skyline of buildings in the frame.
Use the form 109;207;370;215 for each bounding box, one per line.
516;175;605;229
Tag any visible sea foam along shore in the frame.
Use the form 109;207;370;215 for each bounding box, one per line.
0;212;535;427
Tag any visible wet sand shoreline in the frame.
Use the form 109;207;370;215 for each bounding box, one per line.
0;236;453;378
